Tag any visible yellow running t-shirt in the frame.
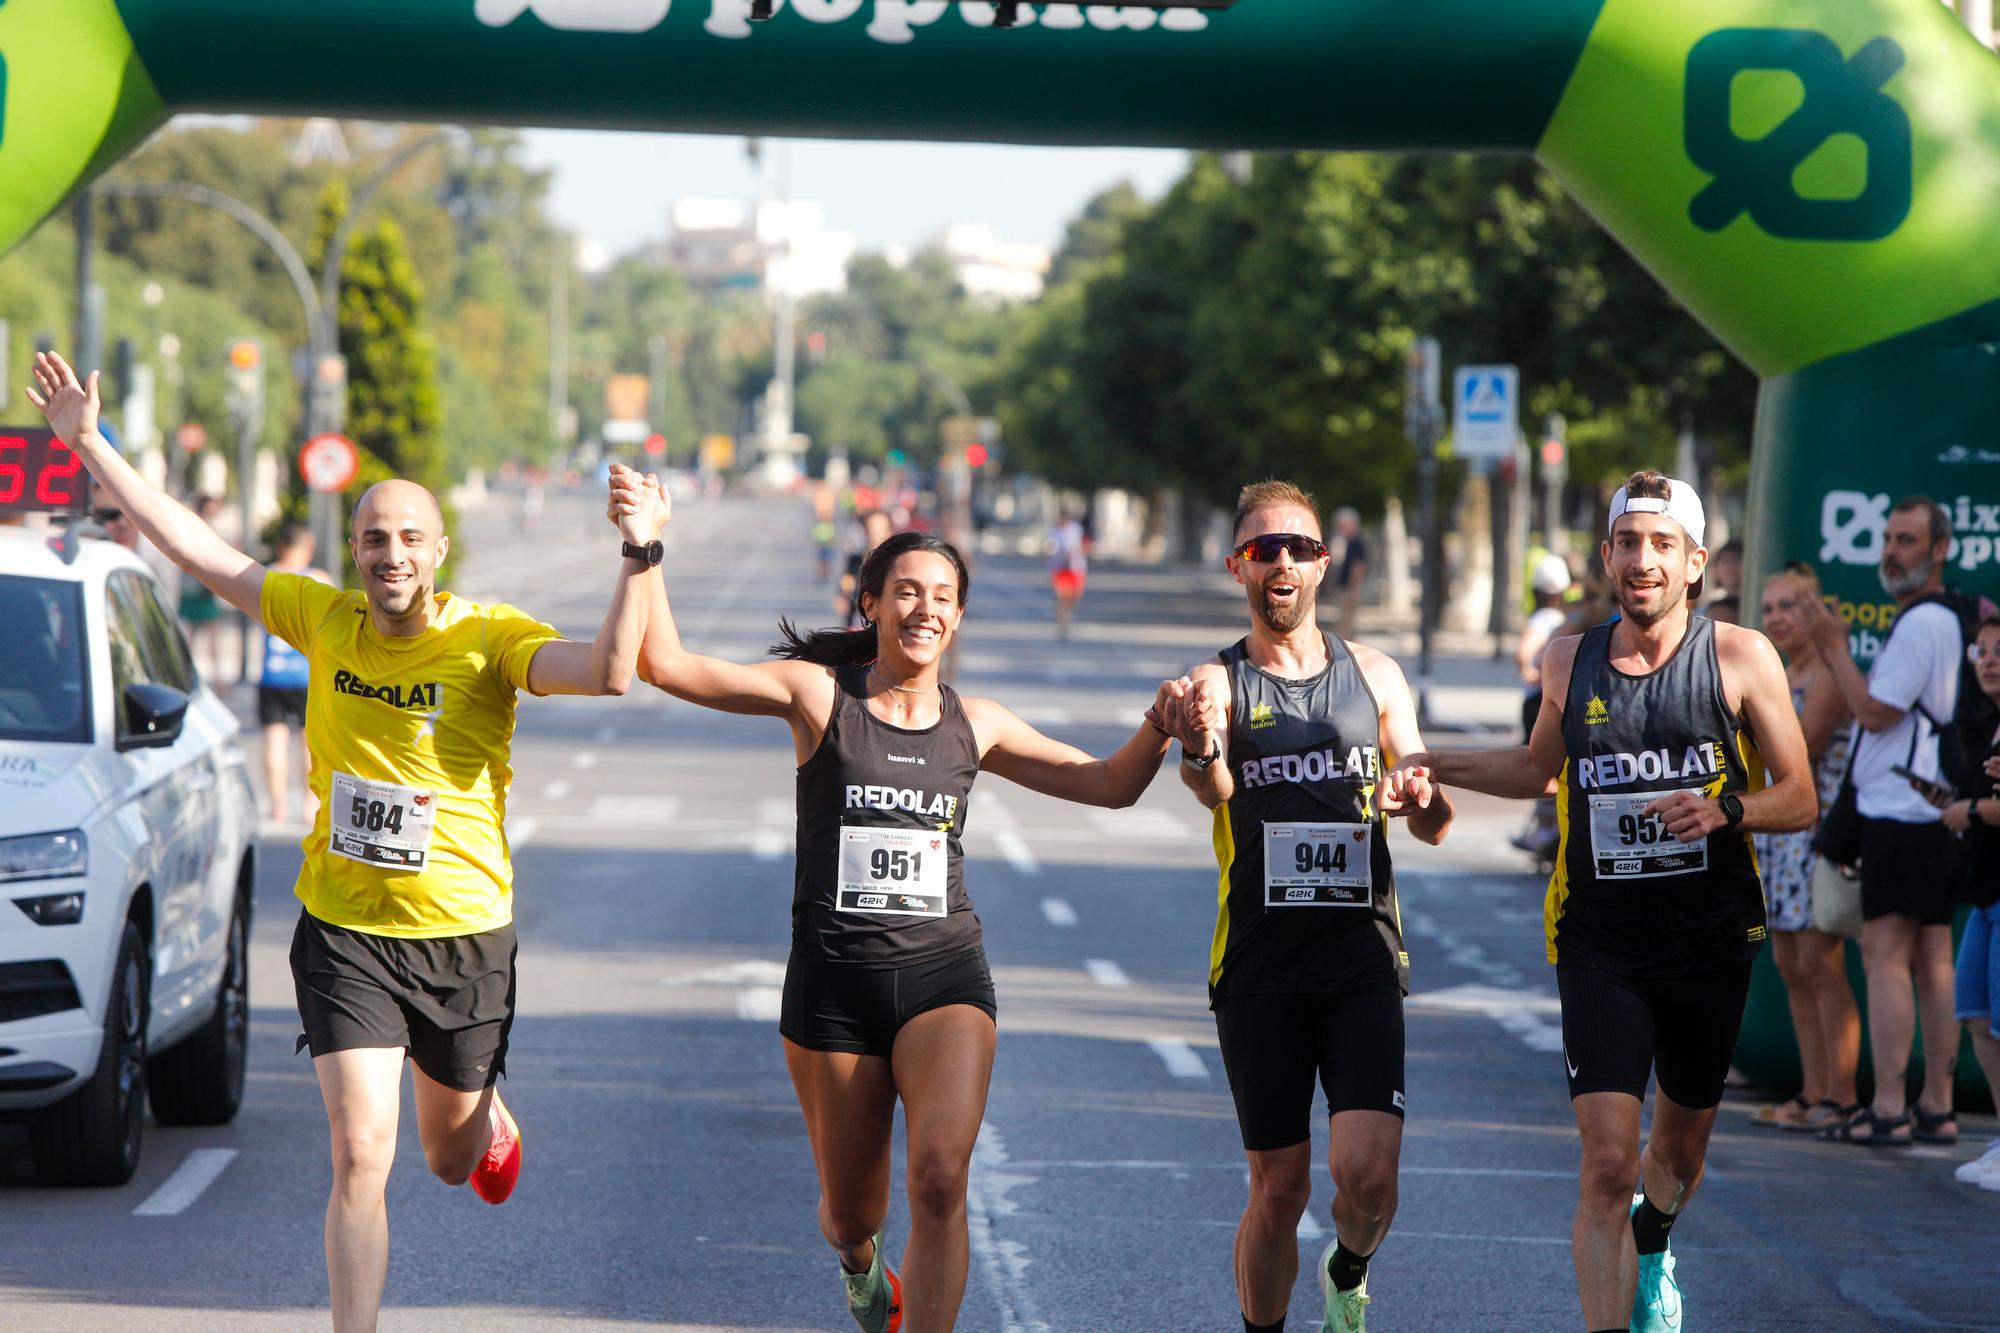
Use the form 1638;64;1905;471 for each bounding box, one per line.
262;571;561;938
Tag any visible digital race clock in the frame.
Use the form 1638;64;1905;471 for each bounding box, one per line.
0;428;91;514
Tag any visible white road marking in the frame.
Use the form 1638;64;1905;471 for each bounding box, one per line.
758;798;793;825
980;796;1018;827
1039;897;1078;927
1408;982;1567;1053
572;751;598;771
735;987;783;1021
585;795;680;824
1146;1038;1208;1079
1083;958;1130;988
1011;704;1073;726
1296;1209;1324;1241
994;830;1040;875
542;779;571;801
752;827;791;861
692;960;790;987
133;1148;238;1217
967;1122;1052;1333
506;817;538;848
1090;806;1193;840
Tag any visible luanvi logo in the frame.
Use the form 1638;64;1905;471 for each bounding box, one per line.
473;1;1209;44
1684;29;1912;242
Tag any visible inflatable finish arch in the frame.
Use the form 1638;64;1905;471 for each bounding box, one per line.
2;0;1996;1074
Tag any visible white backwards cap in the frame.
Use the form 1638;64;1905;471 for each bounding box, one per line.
1607;478;1706;549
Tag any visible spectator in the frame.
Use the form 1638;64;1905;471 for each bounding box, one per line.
1800;497;1964;1146
1704;594;1741;626
1944;615;2000;1188
835;509;893;629
1748;563;1860;1132
258;522;331;825
178;495;228;681
1048;506;1089;640
1709;538;1744;604
1333;505;1368;629
1508;553;1571;863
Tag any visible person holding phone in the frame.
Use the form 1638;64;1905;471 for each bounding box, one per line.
1796;496;1966;1148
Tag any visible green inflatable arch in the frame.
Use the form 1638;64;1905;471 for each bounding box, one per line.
4;0;1996;1093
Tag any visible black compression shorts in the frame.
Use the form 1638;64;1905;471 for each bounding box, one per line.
257;685;308;728
289;910;516;1092
1213;979;1406;1152
780;944;996;1058
1555;960;1753;1109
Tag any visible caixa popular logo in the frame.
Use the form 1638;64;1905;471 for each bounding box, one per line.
1822;490;2000;573
1684;29;1911;242
474;0;1210;43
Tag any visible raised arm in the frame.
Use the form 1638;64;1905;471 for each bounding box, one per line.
1173;661;1235;810
520;475;659;697
29;352;266;619
965;688;1173;809
1390;635;1574;802
606;465;828;725
1351;643;1453;845
1796;592;1906;733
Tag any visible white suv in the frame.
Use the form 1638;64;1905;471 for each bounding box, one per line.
0;526;255;1185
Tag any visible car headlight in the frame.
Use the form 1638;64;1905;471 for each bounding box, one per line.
0;830;88;885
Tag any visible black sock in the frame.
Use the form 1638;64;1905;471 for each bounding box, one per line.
1243;1318;1284;1333
1326;1240;1373;1292
1631;1194;1677;1256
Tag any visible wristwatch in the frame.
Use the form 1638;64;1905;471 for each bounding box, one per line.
1182;741;1222;771
1719;793;1745;828
621;539;663;567
1970;799;1987;828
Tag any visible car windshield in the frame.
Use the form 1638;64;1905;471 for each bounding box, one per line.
0;575;90;744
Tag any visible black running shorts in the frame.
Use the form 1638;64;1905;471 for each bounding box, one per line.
289;910;516;1092
1555;960;1753;1109
257;685;308;728
780;944;996;1058
1213;979;1406;1152
1859;816;1961;925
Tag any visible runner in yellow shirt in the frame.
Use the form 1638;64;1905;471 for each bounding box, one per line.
31;352;651;1333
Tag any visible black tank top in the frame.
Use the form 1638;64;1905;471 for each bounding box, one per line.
1209;634;1408;1004
1551;617;1766;974
793;665;982;965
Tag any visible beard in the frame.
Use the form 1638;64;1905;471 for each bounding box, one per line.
369;574;428;619
1615;579;1685;628
1254;582;1315;634
1880;556;1932;598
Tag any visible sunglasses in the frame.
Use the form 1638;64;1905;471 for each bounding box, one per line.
1233;534;1328;563
93;509;124;523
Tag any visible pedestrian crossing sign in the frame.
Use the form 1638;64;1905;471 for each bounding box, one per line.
1451;364;1519;461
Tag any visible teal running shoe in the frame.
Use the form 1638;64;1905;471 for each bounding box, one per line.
1631;1194;1683;1332
842;1231;903;1333
1317;1237;1371;1333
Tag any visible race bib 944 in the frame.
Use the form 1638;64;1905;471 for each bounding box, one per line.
1263;822;1373;907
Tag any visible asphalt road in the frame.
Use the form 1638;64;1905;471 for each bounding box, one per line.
3;489;1995;1332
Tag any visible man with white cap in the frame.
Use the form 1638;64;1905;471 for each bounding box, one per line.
1384;469;1816;1333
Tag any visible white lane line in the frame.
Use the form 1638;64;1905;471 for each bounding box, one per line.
1408;982;1566;1054
507;817;539;849
967;1122;1051;1333
1146;1038;1208;1080
542;779;571;801
1039;897;1078;927
993;830;1040;876
752;827;790;862
736;987;783;1021
572;751;598;771
133;1148;238;1217
1083;958;1130;988
1296;1210;1324;1242
585;795;680;825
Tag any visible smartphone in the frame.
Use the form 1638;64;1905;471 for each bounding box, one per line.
1890;764;1954;807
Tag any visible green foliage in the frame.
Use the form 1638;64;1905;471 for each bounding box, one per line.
336;216;444;495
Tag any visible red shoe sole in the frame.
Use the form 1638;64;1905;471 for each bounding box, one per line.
470;1103;521;1205
883;1267;903;1333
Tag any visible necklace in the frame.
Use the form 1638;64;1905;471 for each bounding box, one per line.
870;665;938;697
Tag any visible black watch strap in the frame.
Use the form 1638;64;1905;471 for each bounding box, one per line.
621;539;663;567
1720;793;1745;827
1182;742;1221;770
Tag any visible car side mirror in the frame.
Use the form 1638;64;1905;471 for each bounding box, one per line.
117;682;189;751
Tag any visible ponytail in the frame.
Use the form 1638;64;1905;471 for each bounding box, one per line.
769;618;879;668
767;530;971;668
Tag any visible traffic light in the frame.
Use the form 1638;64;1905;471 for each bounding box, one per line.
643;433;667;457
1538;412;1568;482
310;353;347;433
965;443;988;468
225;337;264;436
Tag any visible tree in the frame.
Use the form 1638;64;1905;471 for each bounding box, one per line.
331;209;445;501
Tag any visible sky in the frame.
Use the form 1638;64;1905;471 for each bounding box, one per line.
517;129;1190;258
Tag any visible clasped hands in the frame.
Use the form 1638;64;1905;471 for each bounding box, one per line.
605;462;672;546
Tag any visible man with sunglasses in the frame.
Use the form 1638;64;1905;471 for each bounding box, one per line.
1383;471;1816;1333
1155;480;1451;1333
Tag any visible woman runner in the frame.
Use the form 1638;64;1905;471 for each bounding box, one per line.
605;465;1183;1332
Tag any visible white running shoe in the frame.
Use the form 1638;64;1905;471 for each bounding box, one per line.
1956;1138;2000;1187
